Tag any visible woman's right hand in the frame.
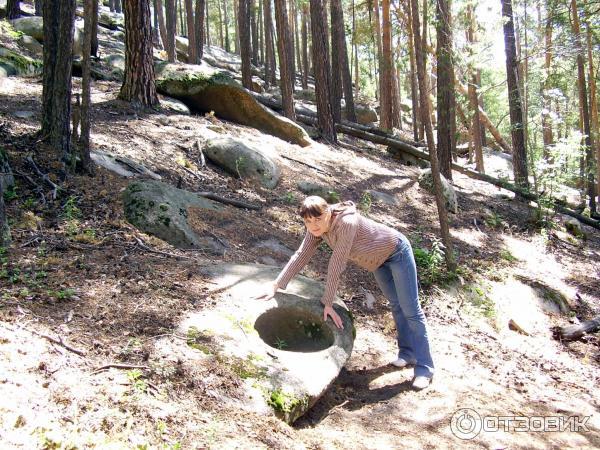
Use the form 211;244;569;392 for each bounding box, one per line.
252;282;279;301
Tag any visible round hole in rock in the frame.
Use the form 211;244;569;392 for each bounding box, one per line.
254;307;334;352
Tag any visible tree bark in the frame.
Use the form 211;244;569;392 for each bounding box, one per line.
541;13;554;157
119;0;159;108
41;0;76;163
584;5;599;207
466;4;484;173
330;0;344;123
409;0;455;270
379;0;393;130
195;0;205;60
91;0;99;57
372;0;382;105
79;0;95;175
404;2;419;142
35;0;42;16
156;0;169;53
436;0;455;180
184;0;197;63
6;0;21;19
309;0;335;142
570;0;595;212
238;0;253;89
115;0;122;14
263;0;276;86
164;0;177;62
274;0;295;120
250;0;258;65
224;0;231;53
301;3;309;89
501;0;529;190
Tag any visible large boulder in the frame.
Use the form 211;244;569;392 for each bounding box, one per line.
203;137;281;189
17;35;43;57
0;47;42;77
122;180;227;253
154;263;354;424
11;16;83;57
418;169;458;214
297;181;340;203
343;103;378;125
155;62;312;147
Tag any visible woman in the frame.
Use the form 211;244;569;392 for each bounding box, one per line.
257;196;434;390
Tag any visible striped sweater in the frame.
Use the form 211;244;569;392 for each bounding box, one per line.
275;202;401;307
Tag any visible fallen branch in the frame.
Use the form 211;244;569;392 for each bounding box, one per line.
25;156;60;200
280;154;331;176
93;363;149;374
554;316;600;342
196;192;260;210
17;325;87;356
133;236;195;260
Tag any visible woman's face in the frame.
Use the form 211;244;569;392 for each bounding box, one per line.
304;210;331;237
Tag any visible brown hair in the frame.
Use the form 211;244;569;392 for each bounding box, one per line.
299;196;329;218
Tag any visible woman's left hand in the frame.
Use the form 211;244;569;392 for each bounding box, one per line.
323;305;344;329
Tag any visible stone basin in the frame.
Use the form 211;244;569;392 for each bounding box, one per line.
158;263;355;424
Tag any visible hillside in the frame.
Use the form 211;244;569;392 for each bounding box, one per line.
1;12;599;450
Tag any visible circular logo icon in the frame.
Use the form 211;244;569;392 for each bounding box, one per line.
450;408;482;440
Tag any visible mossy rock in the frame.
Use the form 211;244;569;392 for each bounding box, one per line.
297;181;340;204
0;46;42;77
203;137;281;189
155;62;312;147
122;180;227;253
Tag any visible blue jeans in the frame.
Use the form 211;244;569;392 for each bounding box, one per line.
373;235;434;378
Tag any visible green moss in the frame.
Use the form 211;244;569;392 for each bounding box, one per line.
159;203;169;211
0;46;42;75
186;326;213;354
267;389;308;414
230;357;267;380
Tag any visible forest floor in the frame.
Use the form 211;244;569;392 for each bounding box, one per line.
1;68;600;449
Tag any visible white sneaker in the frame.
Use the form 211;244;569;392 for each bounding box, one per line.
391;357;410;368
412;376;431;390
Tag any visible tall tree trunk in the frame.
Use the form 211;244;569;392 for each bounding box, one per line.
258;0;263;63
330;0;344;123
178;0;185;35
274;0;295;119
89;0;99;58
79;0;95;175
238;0;253;88
372;0;382;105
234;0;240;53
217;0;224;47
301;3;309;89
6;0;21;19
352;0;359;98
541;12;554;158
164;0;177;61
119;0;159;108
224;0;231;52
250;0;259;65
466;4;484;173
286;0;296;89
570;0;595;212
310;0;335;142
115;0;122;13
35;0;42;15
436;0;455;180
263;0;276;86
409;0;455;271
404;2;419;142
185;0;198;63
379;0;393;129
41;0;76;163
293;0;301;80
501;0;529;189
195;0;206;60
584;6;599;206
156;0;169;52
337;0;355;123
